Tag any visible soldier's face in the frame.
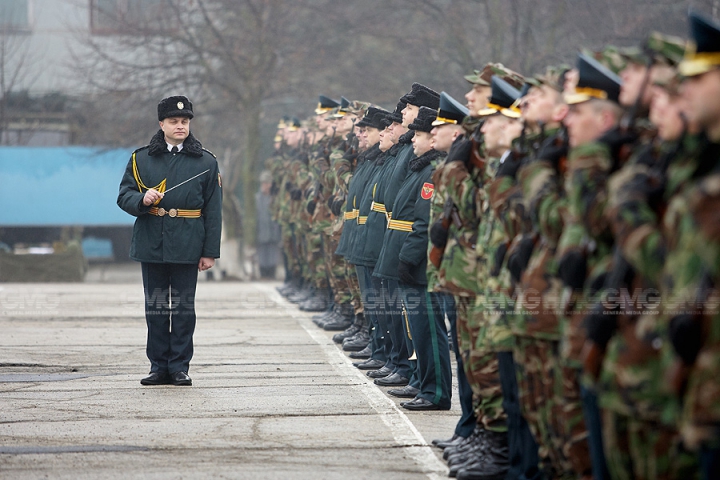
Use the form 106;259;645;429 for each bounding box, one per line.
356;126;368;150
336;113;357;135
465;85;491;117
402;104;420;127
523;85;564;125
681;69;720;138
412;131;434;156
565;101;610;147
620;62;651;108
481;115;515;155
325;118;338;136
431;124;462;152
316;114;328;132
159;116;190;144
389;121;408;142
649;86;685;142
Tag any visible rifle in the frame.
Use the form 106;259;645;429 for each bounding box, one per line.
429;197;462;268
468;121;486;171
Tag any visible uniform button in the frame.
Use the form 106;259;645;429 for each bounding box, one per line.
652;338;663;350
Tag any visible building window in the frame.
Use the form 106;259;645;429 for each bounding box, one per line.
0;0;32;33
90;0;166;35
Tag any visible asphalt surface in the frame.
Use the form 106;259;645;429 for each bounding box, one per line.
0;275;459;479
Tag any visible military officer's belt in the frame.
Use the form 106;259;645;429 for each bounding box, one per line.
343;210;359;221
387;219;414;232
149;207;202;218
357;215;367;225
370;201;386;214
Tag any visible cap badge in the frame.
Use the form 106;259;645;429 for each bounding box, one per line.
177;101;184;109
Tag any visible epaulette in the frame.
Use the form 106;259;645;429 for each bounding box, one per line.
203;148;217;158
132;145;150;154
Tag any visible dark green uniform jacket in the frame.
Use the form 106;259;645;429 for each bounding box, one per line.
349;144;399;267
336;144;381;258
356;137;415;267
117;130;222;264
373;149;443;284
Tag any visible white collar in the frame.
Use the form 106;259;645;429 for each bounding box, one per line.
167;143;184;152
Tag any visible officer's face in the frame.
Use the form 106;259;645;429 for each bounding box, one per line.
316;114;328;132
465;85;491;117
336;113;357;135
681;69;720;139
389;121;408;142
356;126;368;150
159;116;190;144
402;104;420;127
325;118;338;137
411;131;434;156
431;124;462;153
620;62;651;108
379;127;395;151
365;127;381;147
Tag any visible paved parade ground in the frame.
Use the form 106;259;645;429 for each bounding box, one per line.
0;273;457;479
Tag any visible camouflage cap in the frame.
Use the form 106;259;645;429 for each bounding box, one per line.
619;32;686;67
465;62;525;89
341;100;371;117
584;45;627;74
527;64;572;91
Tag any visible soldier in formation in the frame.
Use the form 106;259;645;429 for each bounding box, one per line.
267;10;720;479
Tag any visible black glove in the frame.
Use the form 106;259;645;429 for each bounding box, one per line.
535;139;567;169
558;250;587;290
490;242;508;277
306;200;316;215
669;314;703;365
446;138;473;164
597;126;639;161
290;188;302;201
285;181;293;192
342;150;359;162
429;220;450;248
397;260;416;285
583;301;618;350
331;197;345;216
326;195;336;209
495;151;522;179
270;182;279;196
507;235;535;283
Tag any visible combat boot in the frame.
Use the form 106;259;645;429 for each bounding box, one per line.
300;287;331;312
331;314;362;343
342;317;370;352
311;302;336;324
444;427;485;460
323;303;354;331
455;431;509;480
288;285;314;304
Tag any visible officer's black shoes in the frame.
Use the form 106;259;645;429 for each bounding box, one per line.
388;385;420;398
342;335;370;352
432;433;464;449
366;365;393;378
140;372;171;386
373;373;409;386
400;397;448;411
170;371;192;386
354;358;385;370
348;345;371;359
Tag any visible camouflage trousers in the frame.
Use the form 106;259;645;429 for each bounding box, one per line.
282;224;302;279
306;230;329;290
347;264;363;315
514;335;574;478
322;232;352;306
456;295;506;433
603;409;698;480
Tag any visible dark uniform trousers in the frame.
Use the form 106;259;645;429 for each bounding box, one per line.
400;283;452;408
382;278;414;379
141;262;198;374
369;272;394;369
442;293;477;438
358;266;388;364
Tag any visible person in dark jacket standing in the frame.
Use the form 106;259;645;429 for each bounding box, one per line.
117;96;222;387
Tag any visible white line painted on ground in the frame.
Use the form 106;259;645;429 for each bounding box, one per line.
257;284;449;480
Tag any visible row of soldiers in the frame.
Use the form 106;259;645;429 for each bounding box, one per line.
267;10;720;480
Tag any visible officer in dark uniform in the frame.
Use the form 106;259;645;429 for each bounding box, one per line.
117;96;222;387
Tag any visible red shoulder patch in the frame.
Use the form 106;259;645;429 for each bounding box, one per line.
421;182;434;200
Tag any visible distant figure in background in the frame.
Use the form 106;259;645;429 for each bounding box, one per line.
256;170;281;279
